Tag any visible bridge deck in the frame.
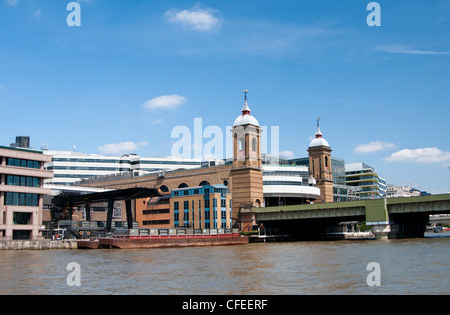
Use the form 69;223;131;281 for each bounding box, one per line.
256;194;450;222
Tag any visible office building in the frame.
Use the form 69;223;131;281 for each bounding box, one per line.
0;145;53;240
135;192;172;229
386;185;423;198
44;151;204;186
10;136;31;149
345;162;387;199
171;184;232;229
262;165;320;206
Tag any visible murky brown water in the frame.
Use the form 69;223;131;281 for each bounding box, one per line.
1;233;449;295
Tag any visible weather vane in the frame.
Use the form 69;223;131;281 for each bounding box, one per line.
317;117;321;128
243;89;249;101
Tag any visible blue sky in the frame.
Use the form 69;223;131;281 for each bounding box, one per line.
0;0;449;193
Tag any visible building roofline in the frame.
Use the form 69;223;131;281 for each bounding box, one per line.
0;145;43;154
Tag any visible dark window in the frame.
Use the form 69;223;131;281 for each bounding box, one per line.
142;220;170;226
13;212;32;225
6;175;40;187
5;193;39;206
7;158;40;169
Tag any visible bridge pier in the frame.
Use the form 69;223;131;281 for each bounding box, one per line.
369;222;391;240
366;199;391;240
368;213;429;239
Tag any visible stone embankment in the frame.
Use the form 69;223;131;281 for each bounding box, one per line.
0;240;78;250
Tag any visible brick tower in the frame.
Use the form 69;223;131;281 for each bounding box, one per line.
308;119;333;203
230;91;264;230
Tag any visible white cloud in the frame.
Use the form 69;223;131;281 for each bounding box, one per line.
0;83;6;91
7;0;18;6
151;118;164;125
385;147;450;163
33;9;41;18
354;141;396;154
142;95;186;111
98;141;149;156
280;150;295;159
164;5;221;32
377;45;450;55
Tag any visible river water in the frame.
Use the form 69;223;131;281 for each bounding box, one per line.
0;232;449;295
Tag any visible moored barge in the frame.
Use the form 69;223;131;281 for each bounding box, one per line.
78;233;248;249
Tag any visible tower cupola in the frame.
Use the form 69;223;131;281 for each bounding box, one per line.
233;90;259;128
309;118;330;148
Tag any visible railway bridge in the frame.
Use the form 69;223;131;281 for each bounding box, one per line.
255;194;450;240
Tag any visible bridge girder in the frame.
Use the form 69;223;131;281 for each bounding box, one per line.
256;194;450;223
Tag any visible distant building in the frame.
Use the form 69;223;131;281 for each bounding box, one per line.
136;192;171;229
345;162;386;199
135;184;232;230
290;155;359;202
173;184;232;229
386;185;424;198
10;136;30;149
262;165;320;206
44;150;205;186
0;145;53;240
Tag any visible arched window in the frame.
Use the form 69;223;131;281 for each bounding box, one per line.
159;185;170;193
199;181;210;187
325;156;329;168
238;138;245;151
178;183;188;188
252;137;257;152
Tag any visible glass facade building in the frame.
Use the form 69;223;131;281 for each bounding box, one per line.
345;162;387;199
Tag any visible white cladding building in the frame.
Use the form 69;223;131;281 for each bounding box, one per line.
43;151;206;186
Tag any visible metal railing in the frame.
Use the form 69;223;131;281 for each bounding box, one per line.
112;233;241;240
